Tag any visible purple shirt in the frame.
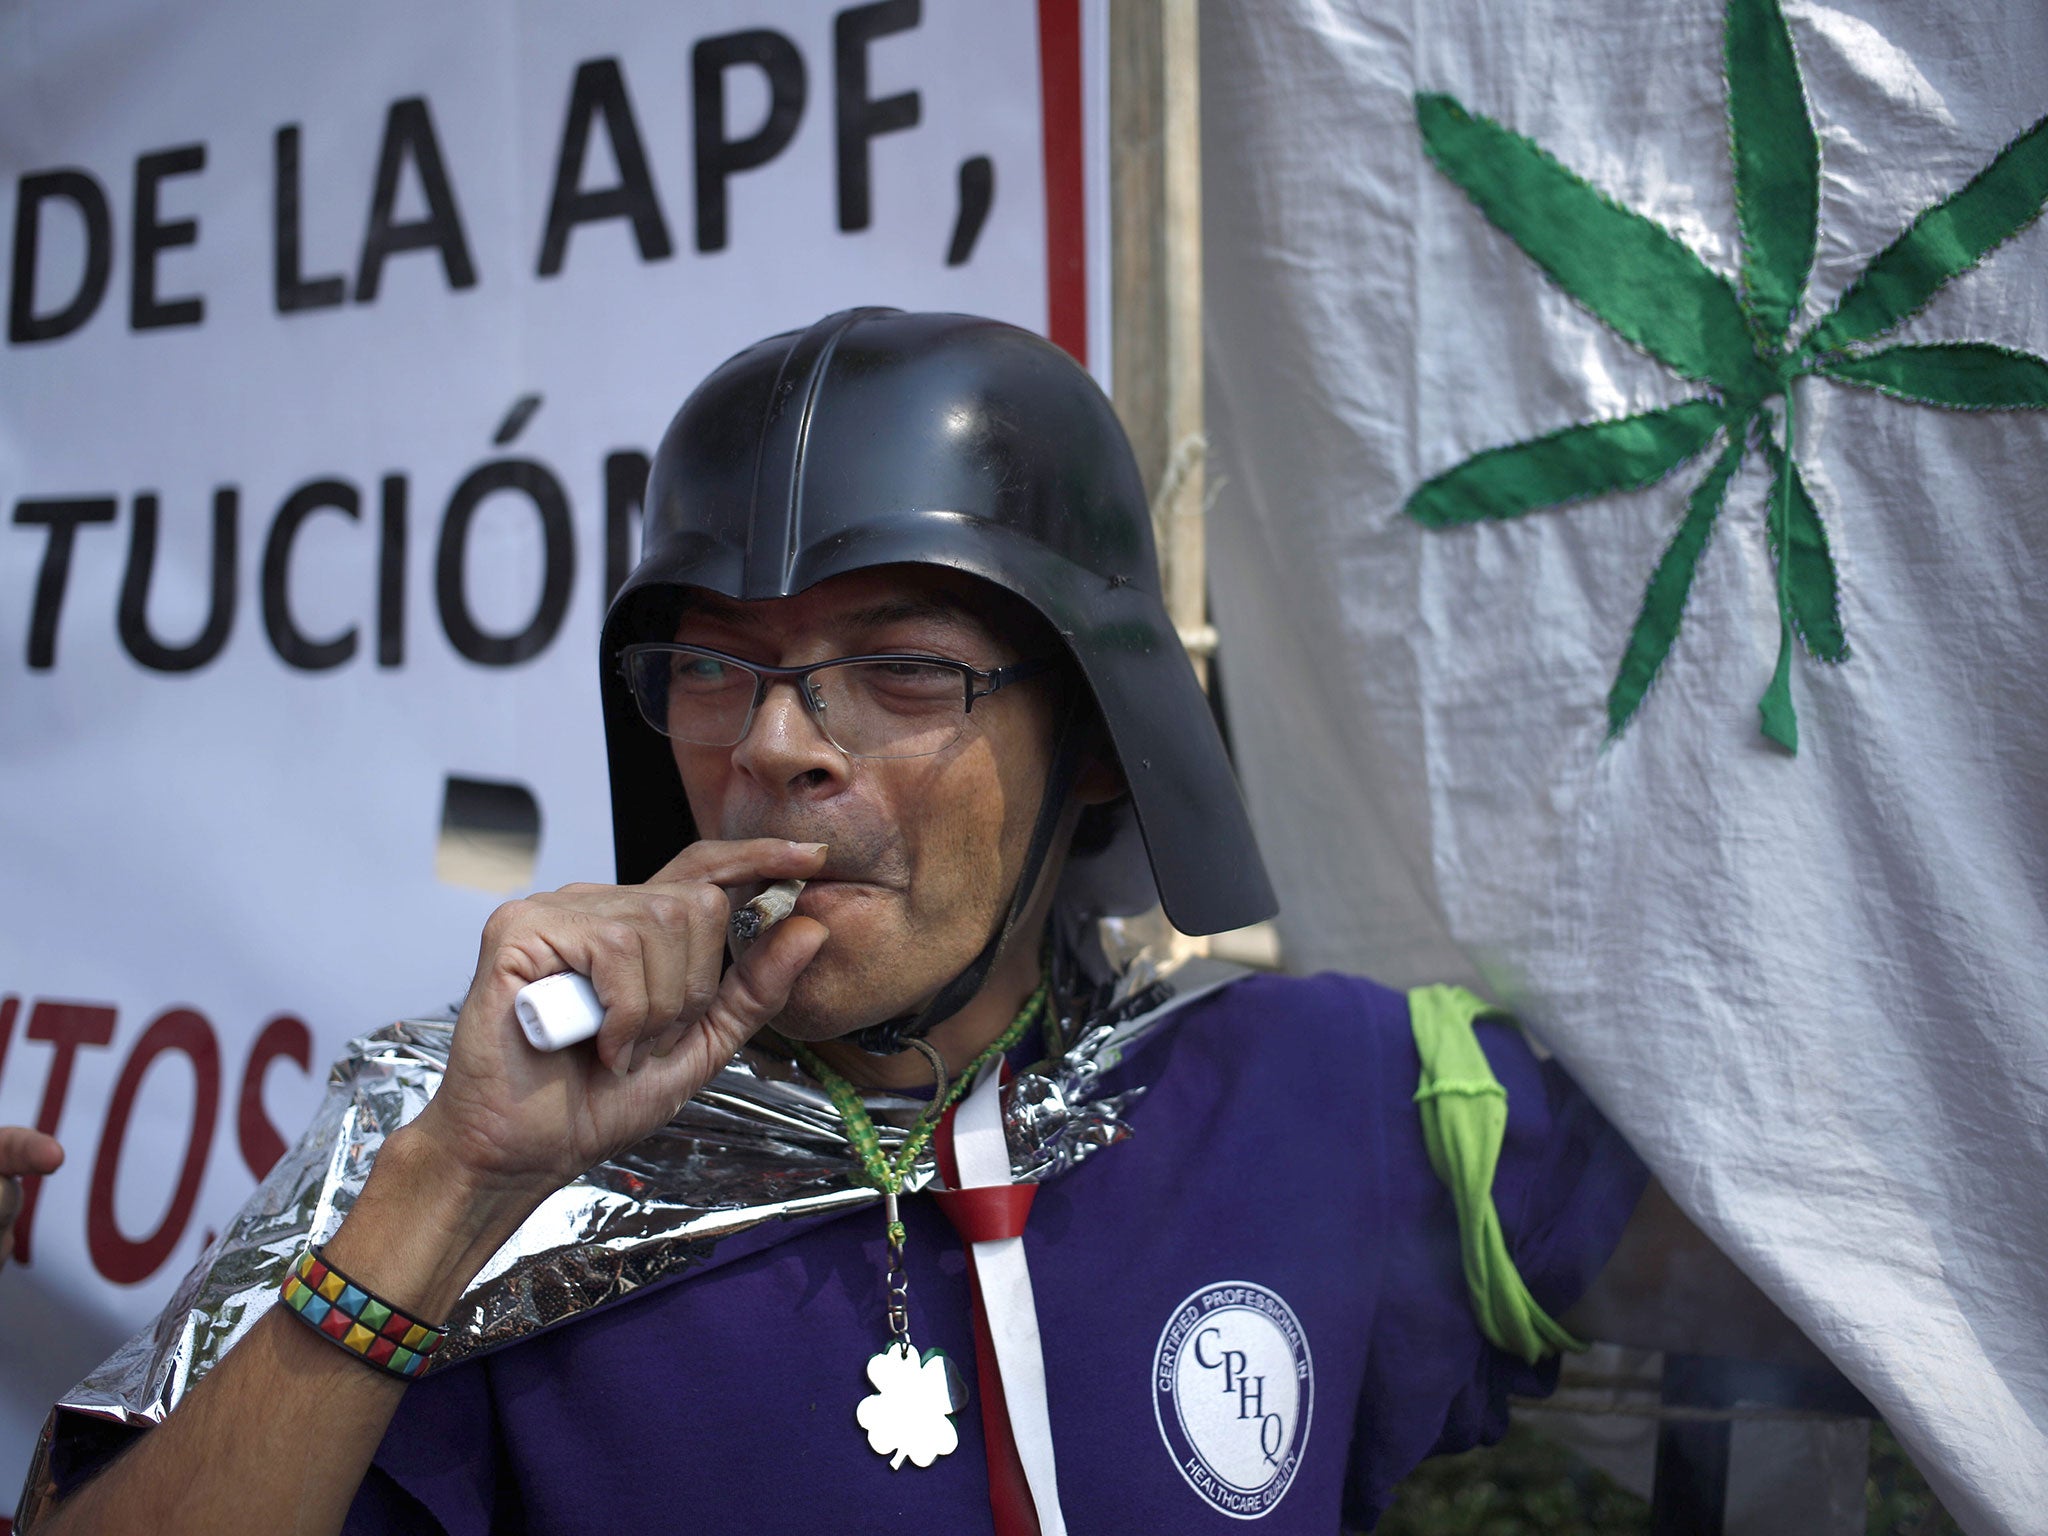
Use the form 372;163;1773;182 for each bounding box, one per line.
347;973;1646;1532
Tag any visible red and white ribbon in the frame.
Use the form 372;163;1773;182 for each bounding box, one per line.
934;1061;1066;1536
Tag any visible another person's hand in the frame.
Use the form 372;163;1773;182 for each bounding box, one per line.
0;1127;65;1273
406;837;831;1213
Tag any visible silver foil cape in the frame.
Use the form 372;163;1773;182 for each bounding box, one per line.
48;948;1245;1445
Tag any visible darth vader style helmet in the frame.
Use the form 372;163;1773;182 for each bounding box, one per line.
600;309;1275;1037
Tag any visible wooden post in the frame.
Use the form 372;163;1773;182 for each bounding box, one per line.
1110;0;1211;686
1109;0;1221;959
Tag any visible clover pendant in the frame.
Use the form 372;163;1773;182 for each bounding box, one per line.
856;1341;967;1469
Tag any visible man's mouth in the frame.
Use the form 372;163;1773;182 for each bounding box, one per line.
810;867;893;888
794;874;894;907
727;871;893;917
732;825;904;884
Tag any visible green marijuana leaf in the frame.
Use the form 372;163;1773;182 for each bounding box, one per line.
1408;0;2048;750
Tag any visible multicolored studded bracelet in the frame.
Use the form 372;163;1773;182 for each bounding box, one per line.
278;1248;446;1379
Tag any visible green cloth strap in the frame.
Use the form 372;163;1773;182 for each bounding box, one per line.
1408;984;1587;1365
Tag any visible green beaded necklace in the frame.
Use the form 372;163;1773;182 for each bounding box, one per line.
790;976;1051;1469
791;976;1049;1242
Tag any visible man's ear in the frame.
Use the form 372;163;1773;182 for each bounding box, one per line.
1072;750;1126;807
1065;706;1126;807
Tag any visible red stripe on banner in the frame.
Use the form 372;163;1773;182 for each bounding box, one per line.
1037;0;1087;365
0;995;19;1085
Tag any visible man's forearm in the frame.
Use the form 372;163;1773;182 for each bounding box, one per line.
39;841;824;1534
40;1127;541;1536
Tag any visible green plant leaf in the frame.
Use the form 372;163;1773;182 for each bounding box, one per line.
1807;113;2048;353
1818;342;2048;409
1726;0;1819;345
1608;425;1748;738
1408;399;1728;527
1758;619;1799;751
1416;93;1775;399
1759;426;1847;662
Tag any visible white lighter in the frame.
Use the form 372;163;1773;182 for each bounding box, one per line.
512;879;807;1052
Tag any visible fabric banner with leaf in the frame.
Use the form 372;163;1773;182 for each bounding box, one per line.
1204;0;2048;1531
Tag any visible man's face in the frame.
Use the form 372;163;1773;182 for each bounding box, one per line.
669;566;1063;1039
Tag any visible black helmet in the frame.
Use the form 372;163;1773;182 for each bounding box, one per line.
600;308;1276;948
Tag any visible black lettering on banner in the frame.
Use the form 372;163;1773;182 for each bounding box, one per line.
834;0;922;234
493;394;543;446
119;488;238;672
274;126;347;312
538;59;674;277
947;155;993;266
436;458;574;666
355;97;477;302
130;144;206;330
262;478;361;670
8;169;113;344
604;449;650;606
12;496;117;669
692;29;806;253
379;473;407;667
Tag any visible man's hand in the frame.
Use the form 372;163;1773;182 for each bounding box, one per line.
407;837;832;1214
0;1126;64;1272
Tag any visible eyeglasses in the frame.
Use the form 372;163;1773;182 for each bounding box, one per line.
618;642;1059;760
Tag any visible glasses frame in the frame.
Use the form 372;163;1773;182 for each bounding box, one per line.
617;641;1060;759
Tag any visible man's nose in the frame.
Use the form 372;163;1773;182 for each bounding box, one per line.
729;677;848;790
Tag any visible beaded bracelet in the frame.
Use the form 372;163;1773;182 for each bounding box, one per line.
278;1248;446;1379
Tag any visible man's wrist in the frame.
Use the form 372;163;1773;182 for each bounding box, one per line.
318;1122;548;1323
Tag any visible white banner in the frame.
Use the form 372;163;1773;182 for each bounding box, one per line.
1204;1;2047;1532
0;0;1108;1506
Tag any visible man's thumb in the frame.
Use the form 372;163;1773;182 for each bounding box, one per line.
707;916;829;1049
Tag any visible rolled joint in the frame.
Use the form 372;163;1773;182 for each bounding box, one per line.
729;878;805;945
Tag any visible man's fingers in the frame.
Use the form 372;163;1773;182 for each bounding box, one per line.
630;885;726;1047
471;853;817;1079
647;838;828;890
710;915;830;1049
574;895;732;1075
0;1130;54;1276
584;933;656;1076
640;916;828;1092
0;1127;63;1180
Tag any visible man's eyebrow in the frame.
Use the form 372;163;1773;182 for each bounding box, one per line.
839;596;978;631
679;593;974;634
676;592;754;624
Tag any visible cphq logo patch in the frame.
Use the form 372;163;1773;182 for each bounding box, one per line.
1153;1281;1314;1518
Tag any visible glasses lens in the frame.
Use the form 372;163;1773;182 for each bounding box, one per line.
811;659;969;758
627;647;756;745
